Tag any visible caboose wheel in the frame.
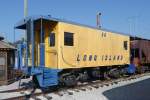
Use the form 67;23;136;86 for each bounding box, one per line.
136;67;145;74
108;68;121;78
78;72;89;82
91;70;101;79
63;75;77;87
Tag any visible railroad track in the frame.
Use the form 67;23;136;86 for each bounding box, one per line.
2;72;150;100
0;87;31;93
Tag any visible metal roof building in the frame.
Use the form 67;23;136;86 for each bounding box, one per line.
0;37;16;85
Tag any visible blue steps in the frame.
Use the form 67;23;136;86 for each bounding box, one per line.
34;67;60;87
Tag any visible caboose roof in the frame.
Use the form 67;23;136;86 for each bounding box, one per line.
15;15;149;40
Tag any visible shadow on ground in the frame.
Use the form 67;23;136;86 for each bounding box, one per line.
103;78;150;100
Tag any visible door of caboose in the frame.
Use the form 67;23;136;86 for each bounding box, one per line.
34;28;45;67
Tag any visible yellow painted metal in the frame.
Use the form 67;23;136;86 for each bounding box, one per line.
57;22;130;69
33;21;59;68
33;20;130;69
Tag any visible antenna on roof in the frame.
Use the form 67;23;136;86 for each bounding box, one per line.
96;12;101;28
24;0;28;18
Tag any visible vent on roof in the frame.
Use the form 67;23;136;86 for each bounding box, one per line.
96;12;101;28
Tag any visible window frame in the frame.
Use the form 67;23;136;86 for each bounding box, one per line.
124;41;128;50
49;32;55;47
64;32;74;46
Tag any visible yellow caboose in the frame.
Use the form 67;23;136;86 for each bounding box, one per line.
15;16;130;87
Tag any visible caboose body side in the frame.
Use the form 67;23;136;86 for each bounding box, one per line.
15;16;131;87
55;22;130;69
29;18;130;69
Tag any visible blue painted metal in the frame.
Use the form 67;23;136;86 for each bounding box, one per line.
16;18;61;88
35;67;60;87
14;51;18;70
28;67;61;87
127;64;136;74
40;22;45;67
40;44;45;66
17;43;26;70
31;19;35;68
25;43;28;69
18;44;22;70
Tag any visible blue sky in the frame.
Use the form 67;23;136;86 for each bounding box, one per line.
0;0;150;42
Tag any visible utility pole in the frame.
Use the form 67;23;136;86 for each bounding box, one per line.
24;0;28;68
24;0;28;18
24;0;28;42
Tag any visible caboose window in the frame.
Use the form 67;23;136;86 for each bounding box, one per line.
49;33;55;47
124;41;128;50
64;32;74;46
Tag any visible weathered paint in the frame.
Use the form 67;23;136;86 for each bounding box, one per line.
23;19;130;69
57;22;130;69
131;40;150;64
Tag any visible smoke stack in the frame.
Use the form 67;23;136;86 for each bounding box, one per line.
96;12;101;28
